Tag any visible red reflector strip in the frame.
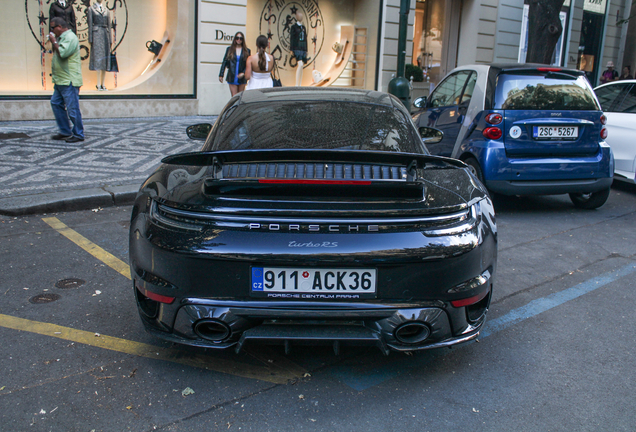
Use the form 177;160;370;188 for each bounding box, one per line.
259;179;373;185
451;289;489;308
137;284;175;304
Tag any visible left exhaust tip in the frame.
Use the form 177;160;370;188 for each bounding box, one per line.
394;322;431;345
194;319;231;342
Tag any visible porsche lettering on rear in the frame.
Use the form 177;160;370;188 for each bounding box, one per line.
249;223;379;232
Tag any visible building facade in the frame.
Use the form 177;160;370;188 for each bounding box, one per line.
1;0;632;120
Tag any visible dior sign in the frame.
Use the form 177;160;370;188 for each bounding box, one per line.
216;30;236;41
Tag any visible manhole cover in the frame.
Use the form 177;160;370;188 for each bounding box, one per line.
0;133;29;140
55;278;86;289
29;293;61;304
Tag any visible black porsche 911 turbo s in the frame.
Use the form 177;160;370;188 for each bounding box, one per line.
129;87;497;355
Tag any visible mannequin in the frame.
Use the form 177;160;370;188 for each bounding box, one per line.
289;11;309;86
88;0;112;90
49;0;77;34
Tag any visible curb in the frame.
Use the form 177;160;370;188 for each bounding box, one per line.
0;184;140;216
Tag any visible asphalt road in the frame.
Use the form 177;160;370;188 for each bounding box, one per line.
1;183;635;431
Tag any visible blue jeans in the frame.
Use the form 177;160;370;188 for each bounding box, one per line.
51;84;84;139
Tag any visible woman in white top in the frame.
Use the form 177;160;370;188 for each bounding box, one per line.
245;35;274;90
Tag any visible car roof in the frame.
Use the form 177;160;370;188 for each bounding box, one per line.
238;87;398;107
488;63;585;74
453;63;585;75
595;79;636;90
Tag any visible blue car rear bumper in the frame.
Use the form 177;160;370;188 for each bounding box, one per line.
476;142;613;195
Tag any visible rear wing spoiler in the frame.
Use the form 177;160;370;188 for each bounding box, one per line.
161;149;466;171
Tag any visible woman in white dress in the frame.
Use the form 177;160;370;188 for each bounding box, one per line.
245;35;274;90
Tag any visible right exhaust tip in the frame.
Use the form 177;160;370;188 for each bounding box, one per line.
394;322;431;344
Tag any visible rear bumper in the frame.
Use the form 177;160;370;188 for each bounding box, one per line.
486;177;613;195
138;298;489;354
477;142;613;195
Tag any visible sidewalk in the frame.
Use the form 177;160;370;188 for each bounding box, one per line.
0;116;216;216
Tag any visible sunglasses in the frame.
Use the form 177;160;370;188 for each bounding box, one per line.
235;36;243;40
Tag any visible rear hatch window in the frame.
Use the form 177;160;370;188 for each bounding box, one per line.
207;101;425;154
494;72;599;110
494;71;601;156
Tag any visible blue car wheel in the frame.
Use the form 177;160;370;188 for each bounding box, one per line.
569;188;611;209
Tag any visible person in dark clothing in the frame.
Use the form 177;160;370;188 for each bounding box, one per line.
49;0;77;34
289;11;309;85
219;32;251;96
618;65;633;80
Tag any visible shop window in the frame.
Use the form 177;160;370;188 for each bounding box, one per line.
3;0;195;97
247;0;380;88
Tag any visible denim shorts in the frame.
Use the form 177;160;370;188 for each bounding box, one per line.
293;50;308;63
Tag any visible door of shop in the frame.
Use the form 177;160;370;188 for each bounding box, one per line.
412;0;461;87
577;0;609;85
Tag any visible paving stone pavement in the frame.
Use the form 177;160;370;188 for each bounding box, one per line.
0;116;216;215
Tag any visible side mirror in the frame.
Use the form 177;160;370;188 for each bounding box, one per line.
413;96;427;109
186;123;212;140
419;127;443;144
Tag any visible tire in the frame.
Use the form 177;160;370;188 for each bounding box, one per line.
463;157;485;184
569;188;611;209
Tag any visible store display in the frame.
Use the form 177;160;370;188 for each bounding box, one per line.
49;0;77;34
88;0;112;90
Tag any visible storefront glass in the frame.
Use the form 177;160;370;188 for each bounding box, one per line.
0;0;195;97
245;0;380;88
412;0;445;85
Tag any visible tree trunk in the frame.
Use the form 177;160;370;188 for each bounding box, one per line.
526;0;566;64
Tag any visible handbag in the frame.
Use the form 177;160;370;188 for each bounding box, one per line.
146;40;163;56
271;60;282;87
108;52;119;72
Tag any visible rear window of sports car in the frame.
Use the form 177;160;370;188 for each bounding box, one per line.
495;73;599;110
205;101;426;154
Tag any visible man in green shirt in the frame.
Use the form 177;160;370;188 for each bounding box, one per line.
47;17;84;143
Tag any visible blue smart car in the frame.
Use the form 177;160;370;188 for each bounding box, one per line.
413;64;614;209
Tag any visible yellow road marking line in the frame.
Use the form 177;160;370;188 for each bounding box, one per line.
42;217;131;280
0;314;298;384
40;216;308;382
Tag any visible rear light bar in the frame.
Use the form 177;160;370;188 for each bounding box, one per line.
483;127;503;140
537;67;562;72
259;179;372;185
